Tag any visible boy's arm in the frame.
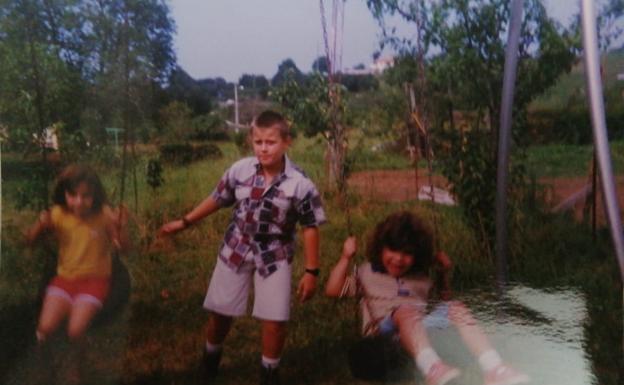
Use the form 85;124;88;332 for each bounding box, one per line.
157;196;220;237
296;226;320;303
24;210;51;245
325;236;357;297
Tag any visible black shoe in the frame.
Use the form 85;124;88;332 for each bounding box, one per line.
201;349;222;380
260;365;281;385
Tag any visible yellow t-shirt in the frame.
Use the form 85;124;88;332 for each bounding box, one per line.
50;205;113;279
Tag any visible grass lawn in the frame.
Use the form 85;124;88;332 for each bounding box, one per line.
1;135;622;385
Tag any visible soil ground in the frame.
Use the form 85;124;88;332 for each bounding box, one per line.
348;169;624;226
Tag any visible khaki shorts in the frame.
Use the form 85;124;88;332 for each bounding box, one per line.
203;258;292;321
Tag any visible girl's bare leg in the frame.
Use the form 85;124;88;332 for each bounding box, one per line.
37;295;71;342
66;301;100;340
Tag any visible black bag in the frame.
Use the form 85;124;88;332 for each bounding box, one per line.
347;333;412;381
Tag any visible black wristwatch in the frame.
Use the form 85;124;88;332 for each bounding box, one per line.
304;268;320;277
181;216;193;228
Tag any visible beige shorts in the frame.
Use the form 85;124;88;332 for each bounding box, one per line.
203;258;292;321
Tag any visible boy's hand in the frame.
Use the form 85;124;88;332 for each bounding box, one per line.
297;273;316;303
341;236;357;260
157;220;186;237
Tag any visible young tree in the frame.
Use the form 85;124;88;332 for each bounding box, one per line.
366;0;579;244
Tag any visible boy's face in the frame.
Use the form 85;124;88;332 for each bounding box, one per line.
381;247;415;278
251;125;291;172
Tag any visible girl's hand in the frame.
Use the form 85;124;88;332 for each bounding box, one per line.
24;209;51;245
435;251;453;271
341;236;357;260
157;220;186;237
112;204;129;228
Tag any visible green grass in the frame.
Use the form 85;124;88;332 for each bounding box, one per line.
523;140;624;178
1;137;622;385
530;51;624;111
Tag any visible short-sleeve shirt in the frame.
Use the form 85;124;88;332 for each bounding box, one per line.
211;155;326;277
50;205;113;279
342;262;432;335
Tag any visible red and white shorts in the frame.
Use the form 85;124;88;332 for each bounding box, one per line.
46;275;111;308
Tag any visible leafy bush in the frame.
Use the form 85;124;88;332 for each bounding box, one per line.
528;108;624;145
189;113;228;141
159;143;222;164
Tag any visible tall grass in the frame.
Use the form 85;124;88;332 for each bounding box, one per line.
524;140;624;177
1;136;622;384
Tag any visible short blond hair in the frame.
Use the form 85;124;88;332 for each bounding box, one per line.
250;110;290;139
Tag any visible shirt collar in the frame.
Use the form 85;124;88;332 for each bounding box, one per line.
253;154;294;180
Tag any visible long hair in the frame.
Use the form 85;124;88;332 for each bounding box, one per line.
52;164;107;215
366;211;434;275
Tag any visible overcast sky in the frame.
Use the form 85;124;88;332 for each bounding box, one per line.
169;0;584;82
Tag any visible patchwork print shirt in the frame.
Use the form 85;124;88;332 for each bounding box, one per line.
211;156;326;277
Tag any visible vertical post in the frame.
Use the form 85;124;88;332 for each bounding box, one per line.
0;139;2;270
581;0;624;278
234;83;240;134
581;0;624;356
495;0;523;286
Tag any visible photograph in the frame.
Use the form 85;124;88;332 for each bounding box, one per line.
1;1;623;384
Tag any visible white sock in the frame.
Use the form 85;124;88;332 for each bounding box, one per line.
415;347;441;374
205;340;222;354
478;349;502;372
261;355;280;369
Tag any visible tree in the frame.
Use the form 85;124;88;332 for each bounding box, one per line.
366;0;579;245
166;66;213;115
238;73;270;99
311;56;330;74
271;58;305;87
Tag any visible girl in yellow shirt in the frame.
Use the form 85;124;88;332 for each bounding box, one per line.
25;164;130;344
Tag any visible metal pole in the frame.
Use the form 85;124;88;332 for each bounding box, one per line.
495;0;523;286
234;83;240;134
581;0;624;281
581;0;624;358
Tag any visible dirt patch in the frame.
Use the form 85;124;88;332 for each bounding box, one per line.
348;169;624;226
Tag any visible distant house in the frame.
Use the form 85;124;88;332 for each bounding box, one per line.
341;56;395;75
370;57;395;74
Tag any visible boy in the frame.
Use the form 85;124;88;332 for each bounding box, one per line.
158;110;325;385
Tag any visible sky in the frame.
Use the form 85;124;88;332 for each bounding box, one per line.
168;0;585;83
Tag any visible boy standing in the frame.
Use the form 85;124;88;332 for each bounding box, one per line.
158;110;325;385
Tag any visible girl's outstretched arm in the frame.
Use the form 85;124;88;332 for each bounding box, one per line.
24;210;52;245
325;236;357;297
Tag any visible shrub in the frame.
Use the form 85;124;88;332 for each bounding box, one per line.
159;143;222;164
528;108;624;145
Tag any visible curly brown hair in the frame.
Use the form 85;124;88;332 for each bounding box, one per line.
366;211;434;275
52;164;107;215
